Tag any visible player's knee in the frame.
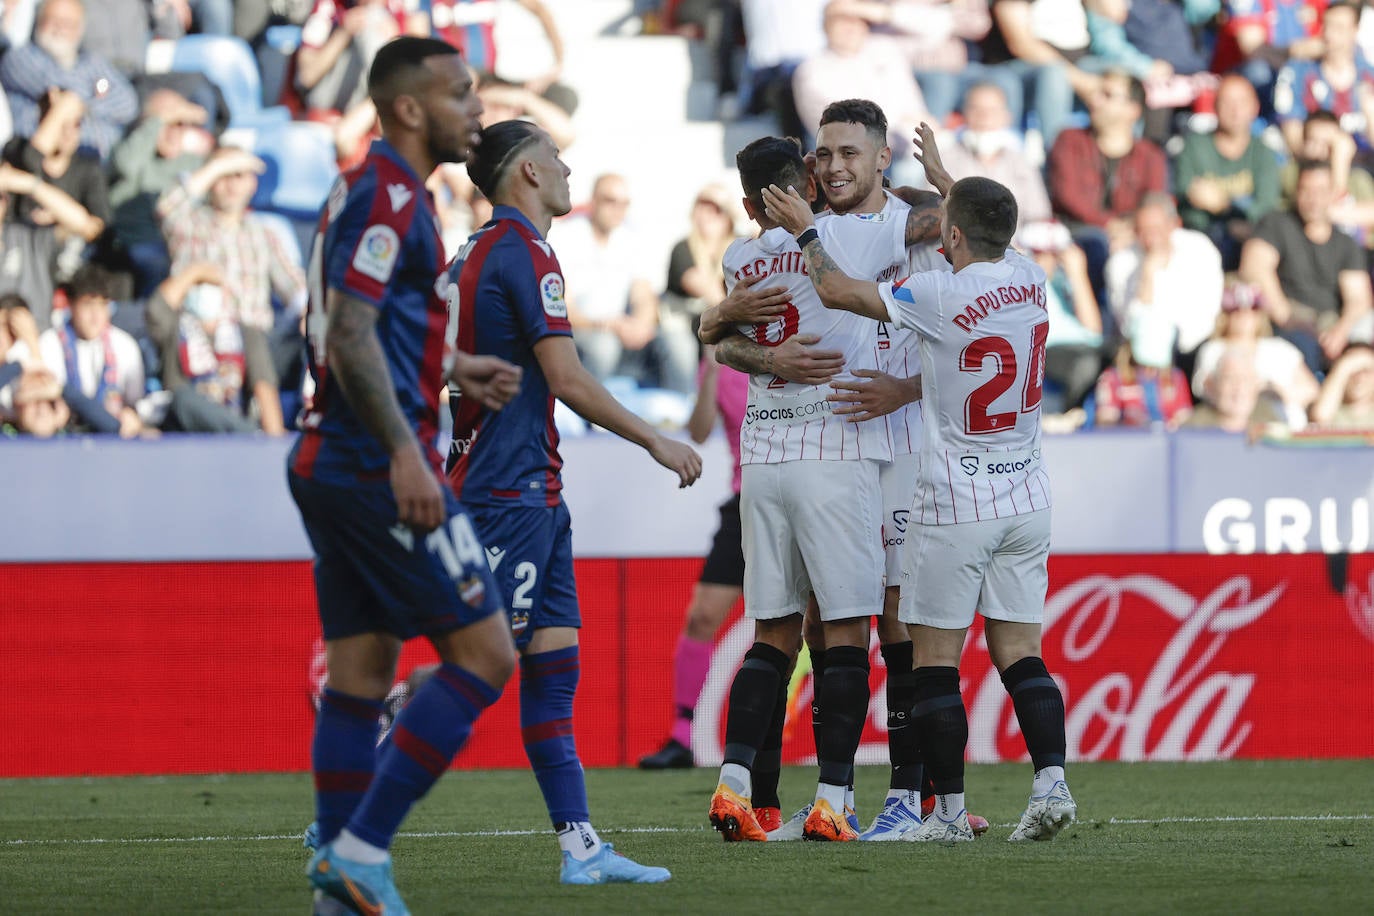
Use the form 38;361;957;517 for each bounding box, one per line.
754;617;803;658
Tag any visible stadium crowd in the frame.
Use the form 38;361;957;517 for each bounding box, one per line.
3;0;1374;441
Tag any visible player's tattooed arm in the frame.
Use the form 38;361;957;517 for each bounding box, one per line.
327;292;414;455
327;291;445;530
897;190;941;246
760;183;888;321
715;333;844;386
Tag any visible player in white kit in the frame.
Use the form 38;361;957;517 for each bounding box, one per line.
714;100;989;843
761;123;1077;844
703;136;890;843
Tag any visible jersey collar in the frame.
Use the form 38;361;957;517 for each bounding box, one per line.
369;139;424;185
491;204;545;239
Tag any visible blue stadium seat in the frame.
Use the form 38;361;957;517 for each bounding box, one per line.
165;35;290;127
248;121;338;224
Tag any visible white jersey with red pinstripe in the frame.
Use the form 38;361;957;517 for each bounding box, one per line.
724;225;890;465
883;242;948;455
878;248;1052;525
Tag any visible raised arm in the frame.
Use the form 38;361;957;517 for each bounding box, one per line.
760;184;889;321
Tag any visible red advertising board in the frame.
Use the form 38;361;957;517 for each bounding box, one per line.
2;554;1371;777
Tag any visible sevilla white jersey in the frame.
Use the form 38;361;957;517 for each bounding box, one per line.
884;241;948;455
725;226;891;465
878;249;1052;525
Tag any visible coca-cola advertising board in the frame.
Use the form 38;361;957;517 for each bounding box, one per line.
2;553;1371;777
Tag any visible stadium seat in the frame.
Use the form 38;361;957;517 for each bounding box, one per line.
146;36;290;128
246;121;339;225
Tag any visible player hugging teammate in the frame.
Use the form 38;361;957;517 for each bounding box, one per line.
707;112;1076;844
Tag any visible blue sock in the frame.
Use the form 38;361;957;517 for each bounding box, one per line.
520;646;589;825
345;664;501;849
313;689;384;846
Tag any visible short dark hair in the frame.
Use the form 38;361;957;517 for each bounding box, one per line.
1296;158;1334;180
66;264;117;302
818;98;887;149
1104;69;1146;108
466;120;544;199
1304;108;1341;132
0;293;29;313
736;136;807;211
368;36;462;113
946;177;1017;257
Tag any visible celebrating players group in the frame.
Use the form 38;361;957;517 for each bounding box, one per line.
291;35;1075;916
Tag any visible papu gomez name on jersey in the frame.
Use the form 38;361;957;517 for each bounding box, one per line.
953;283;1046;334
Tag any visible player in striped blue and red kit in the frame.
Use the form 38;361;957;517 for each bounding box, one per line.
445;119;702;884
289;37;525;915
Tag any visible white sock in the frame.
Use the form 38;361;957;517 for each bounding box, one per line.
556;821;602;861
933;793;965;822
1033;766;1066;796
844;784;856;812
719;763;751;798
884;788;904;806
815;782;846;812
333;829;388;865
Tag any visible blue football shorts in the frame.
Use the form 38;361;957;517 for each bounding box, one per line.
289;470;505;641
466;501;580;650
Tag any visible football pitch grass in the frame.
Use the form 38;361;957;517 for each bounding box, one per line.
3;760;1371;914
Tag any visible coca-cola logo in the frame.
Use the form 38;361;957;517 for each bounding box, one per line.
693;574;1285;766
1345;571;1374;644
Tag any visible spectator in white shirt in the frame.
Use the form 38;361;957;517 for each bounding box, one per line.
548;173;659;383
1106;192;1223;373
37;263;145;436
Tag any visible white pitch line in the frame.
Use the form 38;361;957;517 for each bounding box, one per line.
1106;814;1373;825
2;815;1370;847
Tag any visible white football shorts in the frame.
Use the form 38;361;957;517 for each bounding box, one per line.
741;458;883;622
899;508;1051;629
879;452;920;589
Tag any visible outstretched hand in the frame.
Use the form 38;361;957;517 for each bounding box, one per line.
913;122;953;196
761;184;815;236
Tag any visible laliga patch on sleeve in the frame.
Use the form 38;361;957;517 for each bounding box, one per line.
352;224;401;284
539;272;567;318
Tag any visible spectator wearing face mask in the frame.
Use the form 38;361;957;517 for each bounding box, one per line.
145;262;285;434
934;81;1051;228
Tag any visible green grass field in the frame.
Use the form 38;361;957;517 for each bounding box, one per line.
3;761;1371;914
